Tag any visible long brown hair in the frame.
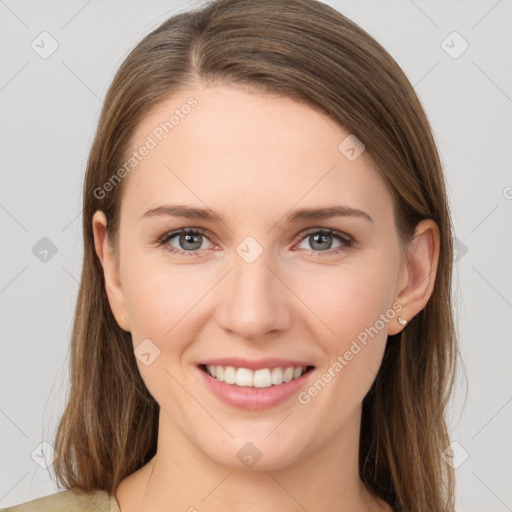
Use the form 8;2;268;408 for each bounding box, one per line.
53;1;462;510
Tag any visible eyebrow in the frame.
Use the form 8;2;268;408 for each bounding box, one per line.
140;204;373;224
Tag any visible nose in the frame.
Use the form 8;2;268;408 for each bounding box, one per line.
215;248;292;342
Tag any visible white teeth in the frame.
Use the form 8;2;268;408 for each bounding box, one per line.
283;367;294;382
205;365;308;388
271;367;283;385
235;367;253;387
253;369;272;388
224;366;236;384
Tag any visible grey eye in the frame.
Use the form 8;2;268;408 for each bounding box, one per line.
297;232;342;251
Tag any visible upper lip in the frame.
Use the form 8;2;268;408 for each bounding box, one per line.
199;357;314;371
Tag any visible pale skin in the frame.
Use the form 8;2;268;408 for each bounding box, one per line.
92;82;440;512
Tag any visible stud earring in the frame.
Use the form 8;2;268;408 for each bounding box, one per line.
397;316;408;327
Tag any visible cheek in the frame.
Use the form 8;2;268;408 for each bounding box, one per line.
121;260;200;408
120;245;194;333
121;251;217;371
293;260;395;346
294;260;395;406
123;273;174;340
295;288;391;433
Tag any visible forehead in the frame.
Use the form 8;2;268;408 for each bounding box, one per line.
121;83;393;227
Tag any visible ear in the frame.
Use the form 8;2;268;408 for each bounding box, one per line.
92;210;131;332
387;219;440;336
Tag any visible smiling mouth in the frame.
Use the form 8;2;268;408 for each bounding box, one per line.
198;364;315;388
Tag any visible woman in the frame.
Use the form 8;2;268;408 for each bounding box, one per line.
2;0;460;510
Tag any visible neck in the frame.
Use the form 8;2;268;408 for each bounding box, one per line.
117;404;388;512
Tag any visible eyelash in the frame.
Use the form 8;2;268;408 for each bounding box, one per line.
157;227;355;257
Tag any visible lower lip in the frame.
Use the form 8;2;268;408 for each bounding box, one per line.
197;366;314;411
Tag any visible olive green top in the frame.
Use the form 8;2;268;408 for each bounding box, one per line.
0;489;121;512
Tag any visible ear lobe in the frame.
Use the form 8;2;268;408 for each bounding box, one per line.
388;219;440;335
92;210;131;332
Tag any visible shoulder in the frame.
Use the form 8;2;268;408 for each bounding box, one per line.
0;489;120;512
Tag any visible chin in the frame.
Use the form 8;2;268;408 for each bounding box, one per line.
203;434;310;472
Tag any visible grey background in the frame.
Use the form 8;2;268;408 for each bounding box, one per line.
1;0;511;510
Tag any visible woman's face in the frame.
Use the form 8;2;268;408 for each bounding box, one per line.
94;83;412;471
